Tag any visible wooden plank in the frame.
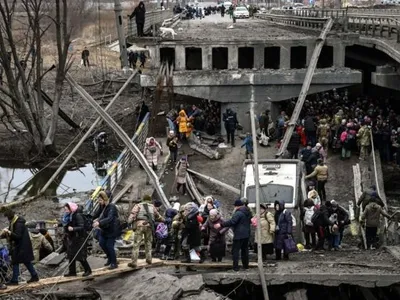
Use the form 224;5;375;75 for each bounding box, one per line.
112;182;134;204
276;18;334;157
187;169;241;195
0;259;163;295
163;261;259;268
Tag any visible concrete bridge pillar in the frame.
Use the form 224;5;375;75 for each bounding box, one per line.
228;46;238;69
280;46;291;69
175;45;186;71
306;42;315;67
202;46;212;70
254;46;264;69
333;44;346;68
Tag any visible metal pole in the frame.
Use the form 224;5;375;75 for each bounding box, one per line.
40;71;138;195
65;73;171;208
114;0;129;69
249;74;270;300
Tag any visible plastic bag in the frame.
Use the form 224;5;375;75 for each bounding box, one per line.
284;236;298;254
189;249;200;262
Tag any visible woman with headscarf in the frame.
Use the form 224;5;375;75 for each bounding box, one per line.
63;202;92;277
175;156;189;195
202;209;228;262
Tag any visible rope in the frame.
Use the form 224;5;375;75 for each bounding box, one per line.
223;275;247;299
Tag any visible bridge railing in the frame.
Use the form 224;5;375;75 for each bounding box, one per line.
128;9;174;37
347;8;400;15
347;15;400;43
90;112;150;201
269;8;347;18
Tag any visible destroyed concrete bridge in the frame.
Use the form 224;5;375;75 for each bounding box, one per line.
128;7;400;130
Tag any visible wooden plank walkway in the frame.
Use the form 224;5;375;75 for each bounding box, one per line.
0;259;163;295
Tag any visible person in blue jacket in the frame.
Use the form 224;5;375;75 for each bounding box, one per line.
241;133;253;159
214;199;251;271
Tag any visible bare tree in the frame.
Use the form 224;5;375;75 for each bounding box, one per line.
0;0;86;156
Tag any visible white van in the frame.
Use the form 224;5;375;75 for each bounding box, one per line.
241;159;307;241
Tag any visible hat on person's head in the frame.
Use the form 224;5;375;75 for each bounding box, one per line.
317;158;323;164
331;200;338;208
153;200;162;208
234;199;244;207
26;221;39;234
316;143;322;148
209;209;219;216
169;130;175;135
143;194;152;202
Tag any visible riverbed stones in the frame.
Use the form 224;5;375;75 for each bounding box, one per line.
179;274;205;296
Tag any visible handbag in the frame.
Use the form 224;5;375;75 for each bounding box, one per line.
283;236;298;254
189;249;201;262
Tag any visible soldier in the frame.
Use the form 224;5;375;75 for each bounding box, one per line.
317;119;330;149
357;120;371;160
128;195;164;268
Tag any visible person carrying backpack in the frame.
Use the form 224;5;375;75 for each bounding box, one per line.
63;203;92;277
252;203;276;260
92;191;120;270
340;124;355;159
301;198;317;249
160;208;178;260
127;194;164;268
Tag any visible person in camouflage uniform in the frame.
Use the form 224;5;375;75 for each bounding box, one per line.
317;119;330;149
172;204;186;273
127;195;164;268
357;121;371;160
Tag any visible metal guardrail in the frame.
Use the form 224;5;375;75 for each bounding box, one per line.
347;8;400;15
90;112;150;200
128;9;174;37
261;9;400;43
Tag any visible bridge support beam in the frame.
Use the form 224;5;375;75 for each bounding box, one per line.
228;46;238;69
175;45;186;70
333;44;346;68
280;45;291;69
254;45;264;69
371;65;400;91
202;46;211;71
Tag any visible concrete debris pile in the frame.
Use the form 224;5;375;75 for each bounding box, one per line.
188;133;223;160
90;269;226;300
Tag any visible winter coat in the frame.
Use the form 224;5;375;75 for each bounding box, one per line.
65;209;88;261
357;125;371;146
357;189;384;211
300;148;312;162
203;217;228;246
30;232;53;262
182;213;201;248
304;116;316;132
361;202;388;228
254;212;276;245
176;160;188;184
221;206;251;240
176;110;188;133
312;204;333;227
94;203;120;238
223;111;238;131
288;132;300;150
274;201;292;250
306;164;328;181
334;205;350;228
306;150;320;167
130;2;146;24
241;136;253;153
7;216;35;264
144;138;162;167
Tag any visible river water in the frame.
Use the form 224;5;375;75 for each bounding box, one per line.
0;162;108;203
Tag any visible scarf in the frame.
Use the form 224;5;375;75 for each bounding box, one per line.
62;212;71;226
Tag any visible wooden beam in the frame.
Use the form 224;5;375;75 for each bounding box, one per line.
276;18;334;157
0;260;163;296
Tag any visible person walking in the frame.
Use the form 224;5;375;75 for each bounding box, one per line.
175;156;189;195
81;47;90;67
166;131;178;164
93;191;120;270
274;201;293;260
305;158;328;202
1;209;39;285
63;203;92;277
214;199;251;271
223;108;238;147
26;221;53;263
253;203;275;260
241;132;253;159
129;1;146;37
357;121;372;160
357;185;384;211
312;201;334;251
202;209;228;262
144;137;163;184
360;202;391;250
287;129;300;159
128;194;164;268
301;198;317;250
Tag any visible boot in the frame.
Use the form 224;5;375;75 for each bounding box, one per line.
27;276;39;283
81;260;92;277
199;249;207;264
181;250;191;263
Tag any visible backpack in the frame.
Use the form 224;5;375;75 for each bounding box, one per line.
303;207;315;226
155;223;168;240
116;205;127;231
82;213;93;233
346;132;355;142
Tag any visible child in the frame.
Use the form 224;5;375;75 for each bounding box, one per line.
329;213;340;251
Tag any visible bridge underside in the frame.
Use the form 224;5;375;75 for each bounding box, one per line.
141;68;361;132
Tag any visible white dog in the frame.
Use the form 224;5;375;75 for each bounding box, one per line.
159;27;177;39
